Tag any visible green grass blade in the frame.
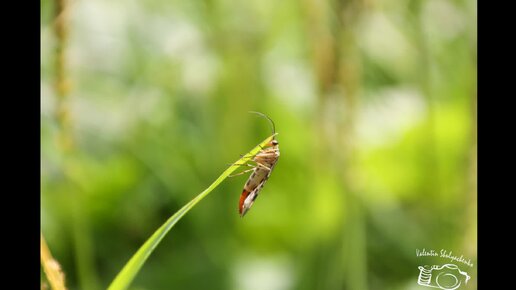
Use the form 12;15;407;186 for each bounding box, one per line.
107;134;277;290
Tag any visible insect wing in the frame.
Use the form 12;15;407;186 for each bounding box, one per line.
239;180;266;217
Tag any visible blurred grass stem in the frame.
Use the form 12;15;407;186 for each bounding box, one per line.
41;234;67;290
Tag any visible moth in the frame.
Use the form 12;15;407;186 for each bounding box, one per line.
231;112;280;217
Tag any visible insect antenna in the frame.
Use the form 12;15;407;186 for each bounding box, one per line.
248;111;276;135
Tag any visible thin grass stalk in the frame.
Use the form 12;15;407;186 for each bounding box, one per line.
41;234;67;290
108;134;277;290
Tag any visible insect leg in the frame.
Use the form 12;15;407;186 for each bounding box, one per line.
254;161;271;171
229;167;257;177
230;163;255;167
255;151;279;157
229;160;271;177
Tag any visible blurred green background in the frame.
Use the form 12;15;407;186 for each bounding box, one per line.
41;0;477;289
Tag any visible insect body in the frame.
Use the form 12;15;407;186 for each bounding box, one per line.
235;112;280;217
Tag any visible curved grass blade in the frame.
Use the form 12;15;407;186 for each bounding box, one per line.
108;134;277;290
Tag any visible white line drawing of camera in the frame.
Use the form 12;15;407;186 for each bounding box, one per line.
417;264;470;290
